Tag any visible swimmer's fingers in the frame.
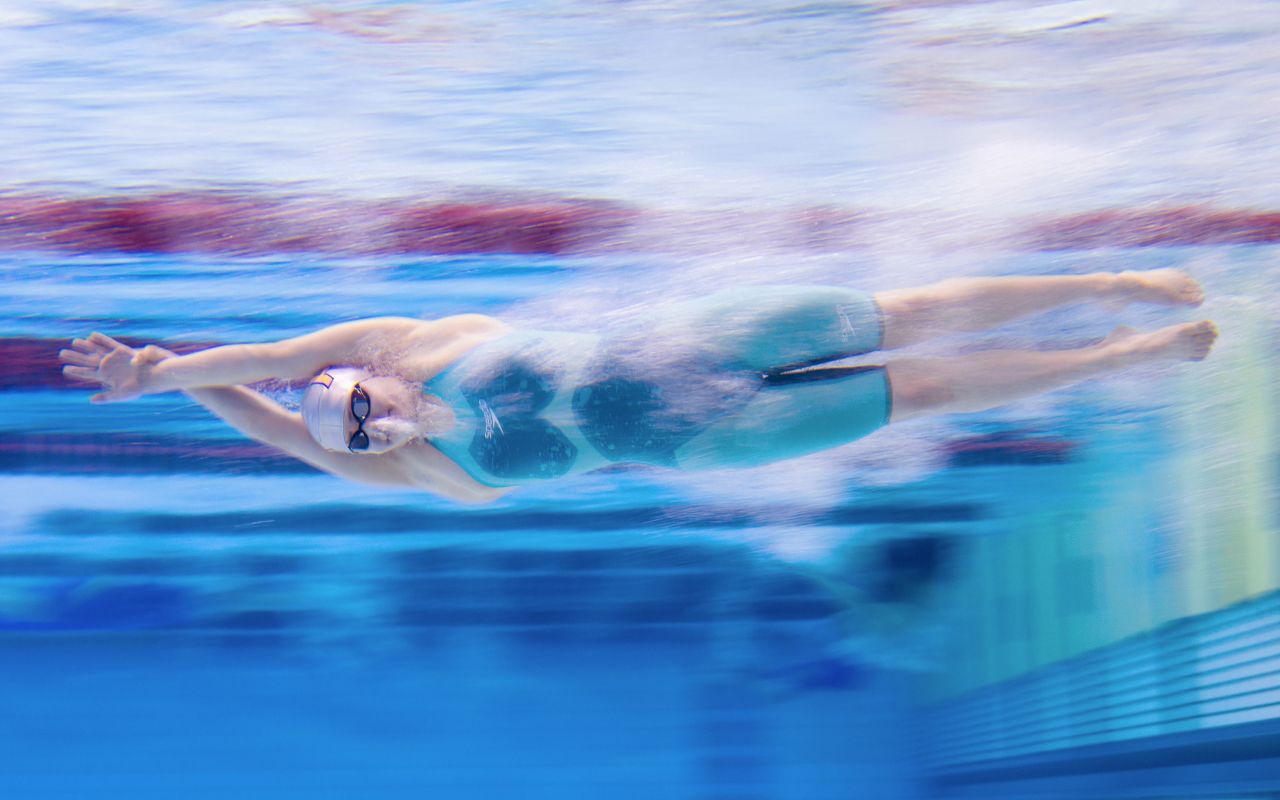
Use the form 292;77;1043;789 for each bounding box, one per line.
62;336;166;401
59;347;100;367
69;337;105;355
61;364;103;383
88;332;125;350
68;334;119;359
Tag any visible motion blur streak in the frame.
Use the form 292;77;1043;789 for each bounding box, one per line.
1;192;1277;256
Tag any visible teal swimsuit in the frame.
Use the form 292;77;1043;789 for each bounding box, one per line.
423;286;892;487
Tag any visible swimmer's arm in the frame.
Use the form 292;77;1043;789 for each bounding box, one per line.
413;474;514;505
397;444;516;505
412;474;513;505
182;385;415;488
145;317;439;393
69;316;505;400
151;314;508;391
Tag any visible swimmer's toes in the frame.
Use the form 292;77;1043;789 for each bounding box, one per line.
1169;271;1204;306
1199;319;1219;348
1186;320;1218;361
1123;269;1204;307
1181;279;1206;307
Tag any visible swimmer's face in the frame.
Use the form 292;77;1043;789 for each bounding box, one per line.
343;375;421;455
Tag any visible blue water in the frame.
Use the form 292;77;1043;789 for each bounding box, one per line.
3;2;1280;798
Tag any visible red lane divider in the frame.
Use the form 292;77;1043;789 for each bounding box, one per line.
0;194;639;256
0;192;1277;255
944;434;1073;465
4;338;67;390
1024;208;1280;250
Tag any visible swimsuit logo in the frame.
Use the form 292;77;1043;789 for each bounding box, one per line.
478;399;505;440
837;304;859;341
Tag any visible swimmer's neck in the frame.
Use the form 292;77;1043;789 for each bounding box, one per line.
418;393;455;438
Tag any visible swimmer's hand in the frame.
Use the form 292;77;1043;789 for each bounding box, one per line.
60;333;173;403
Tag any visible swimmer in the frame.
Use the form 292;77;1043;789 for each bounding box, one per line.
60;270;1216;503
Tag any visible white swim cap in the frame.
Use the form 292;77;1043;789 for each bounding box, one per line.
301;367;366;451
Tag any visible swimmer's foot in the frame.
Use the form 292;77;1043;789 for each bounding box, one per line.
1106;320;1219;363
1113;269;1205;308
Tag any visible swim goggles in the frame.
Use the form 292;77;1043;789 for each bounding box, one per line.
348;384;372;452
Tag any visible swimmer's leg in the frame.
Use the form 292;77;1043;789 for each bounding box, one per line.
885;320;1218;422
662;286;886;370
675;365;891;470
874;270;1204;351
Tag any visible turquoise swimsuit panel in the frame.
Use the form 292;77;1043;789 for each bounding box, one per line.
424;330;608;487
424;286;892;486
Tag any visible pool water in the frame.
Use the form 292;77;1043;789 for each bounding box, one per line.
1;2;1278;798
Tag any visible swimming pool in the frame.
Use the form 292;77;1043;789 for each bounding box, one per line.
2;2;1278;798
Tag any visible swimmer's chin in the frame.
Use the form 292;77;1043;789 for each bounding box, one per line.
354;414;441;454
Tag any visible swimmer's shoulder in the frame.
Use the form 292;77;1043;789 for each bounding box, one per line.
394;313;513;381
419;312;512;339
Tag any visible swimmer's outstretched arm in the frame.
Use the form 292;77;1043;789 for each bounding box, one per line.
61;315;499;403
60;319;421;401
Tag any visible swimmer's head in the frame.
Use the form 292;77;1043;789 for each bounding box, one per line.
301;367;367;452
301;367;451;454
